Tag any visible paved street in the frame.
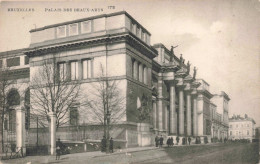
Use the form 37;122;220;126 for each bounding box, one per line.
1;142;259;164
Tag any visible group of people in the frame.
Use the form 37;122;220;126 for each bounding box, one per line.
155;135;164;148
101;136;114;153
166;137;174;147
155;136;193;148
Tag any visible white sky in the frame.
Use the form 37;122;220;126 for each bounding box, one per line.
0;0;259;126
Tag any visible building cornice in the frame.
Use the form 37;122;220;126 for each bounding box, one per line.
30;11;151;35
24;32;157;60
197;89;213;99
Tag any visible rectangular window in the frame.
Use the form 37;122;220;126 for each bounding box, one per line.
0;60;2;68
24;56;29;65
69;23;78;36
82;59;92;79
70;107;78;126
71;61;78;80
230;131;232;135
247;130;249;135
131;24;136;34
58;63;66;81
7;57;20;67
81;21;91;33
141;30;144;41
57;26;66;38
143;33;147;43
136;27;140;38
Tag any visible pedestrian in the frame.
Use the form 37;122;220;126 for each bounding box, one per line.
155;136;159;147
101;136;106;152
182;137;186;145
109;137;114;153
188;137;191;145
171;137;174;146
159;135;164;148
176;136;179;145
167;138;170;147
56;138;63;160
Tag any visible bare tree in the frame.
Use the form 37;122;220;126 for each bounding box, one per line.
83;65;126;153
0;67;18;153
30;57;81;129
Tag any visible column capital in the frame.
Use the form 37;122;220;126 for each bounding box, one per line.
184;75;194;83
191;81;201;88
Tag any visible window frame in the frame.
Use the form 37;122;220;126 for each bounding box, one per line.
57;25;67;38
81;21;92;33
69;23;78;36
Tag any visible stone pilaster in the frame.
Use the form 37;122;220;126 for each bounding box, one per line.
192;94;198;136
157;77;163;132
152;99;157;129
16;106;26;156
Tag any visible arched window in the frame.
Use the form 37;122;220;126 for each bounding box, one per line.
7;89;20;106
8;109;16;132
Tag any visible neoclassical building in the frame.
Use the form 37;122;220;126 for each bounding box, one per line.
0;11;230;154
229;114;256;141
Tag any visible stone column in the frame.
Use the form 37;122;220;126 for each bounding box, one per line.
178;87;184;135
49;111;56;155
16;106;26;156
186;91;192;136
153;100;157;129
157;78;163;132
165;106;168;133
170;82;177;134
193;95;198;136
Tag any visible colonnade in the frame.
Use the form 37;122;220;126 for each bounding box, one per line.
152;70;200;137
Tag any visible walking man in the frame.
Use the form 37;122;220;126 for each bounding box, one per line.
188;137;191;145
109;137;114;153
155;135;159;147
159;135;164;148
101;136;106;152
56;138;63;160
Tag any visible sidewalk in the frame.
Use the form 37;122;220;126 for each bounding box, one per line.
0;142;220;164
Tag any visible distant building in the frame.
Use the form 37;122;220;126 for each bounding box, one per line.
229;114;256;141
211;91;230;139
196;79;213;141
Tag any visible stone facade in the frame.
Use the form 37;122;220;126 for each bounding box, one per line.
0;11;231;153
229;114;256;142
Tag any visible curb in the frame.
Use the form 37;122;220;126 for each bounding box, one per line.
92;147;158;158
